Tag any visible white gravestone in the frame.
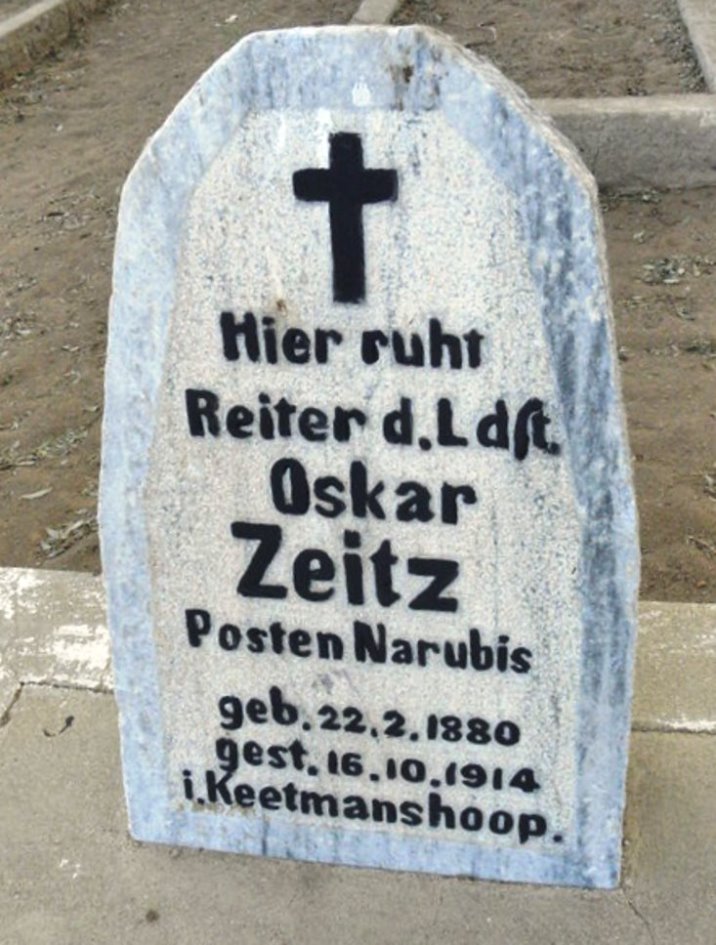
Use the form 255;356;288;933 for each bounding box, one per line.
100;26;639;888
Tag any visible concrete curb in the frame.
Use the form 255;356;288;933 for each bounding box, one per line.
679;0;716;91
0;566;714;735
542;94;716;191
0;0;112;84
0;568;111;723
350;0;402;25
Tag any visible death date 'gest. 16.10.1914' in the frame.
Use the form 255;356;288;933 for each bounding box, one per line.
178;686;562;848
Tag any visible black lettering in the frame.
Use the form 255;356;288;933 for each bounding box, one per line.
395;481;434;522
298;407;328;442
393;330;425;366
371;799;398;824
288;628;312;656
186;609;211;647
477;399;509;450
293;549;335;602
429;318;462;368
361;329;388;364
274;397;297;436
315;329;343;363
519;813;547;844
408;558;459;612
300;791;339;818
514;398;560;461
220;310;259;362
428;792;455;829
226;404;253;438
282;328;310;364
400;801;423;826
234;783;255;807
440;482;477;525
437;398;468;446
511;647;533;673
460;807;483;832
383;397;414;445
231;521;286;599
353;620;387;663
185;389;220;437
205;770;232;805
316;631;344;660
344;795;370;820
218;622;241;651
271;458;310;515
371;539;401;606
267;745;288;769
243;740;263;765
343;530;364;604
314;476;346;518
246;626;266;653
350;460;385;519
259;786;282;810
489;810;514;835
463;329;484;367
269;686;299;726
333;406;366;442
262;317;278;363
469;629;494;670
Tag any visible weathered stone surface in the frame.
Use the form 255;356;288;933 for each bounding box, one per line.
100;26;639;888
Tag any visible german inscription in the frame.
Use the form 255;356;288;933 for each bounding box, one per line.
101;26;639;888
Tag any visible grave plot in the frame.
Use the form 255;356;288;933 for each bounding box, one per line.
393;0;705;97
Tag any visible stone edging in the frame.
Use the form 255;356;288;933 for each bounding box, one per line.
0;0;113;84
678;0;716;92
542;94;716;191
0;567;714;737
350;0;403;25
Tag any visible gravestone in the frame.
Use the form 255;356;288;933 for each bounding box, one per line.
100;25;639;889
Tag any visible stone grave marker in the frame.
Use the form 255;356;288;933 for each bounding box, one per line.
100;25;639;888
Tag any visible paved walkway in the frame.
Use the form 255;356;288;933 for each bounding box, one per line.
1;568;715;944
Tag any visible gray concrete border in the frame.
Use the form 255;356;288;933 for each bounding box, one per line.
0;0;113;84
350;0;402;25
1;566;714;736
542;94;716;191
679;0;716;91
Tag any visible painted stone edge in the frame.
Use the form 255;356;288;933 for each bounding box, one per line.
99;25;639;889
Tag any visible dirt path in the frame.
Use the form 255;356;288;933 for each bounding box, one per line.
0;0;714;601
395;0;705;97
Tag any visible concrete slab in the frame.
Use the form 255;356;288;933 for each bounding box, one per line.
633;601;716;733
623;731;716;943
1;685;714;944
0;568;110;720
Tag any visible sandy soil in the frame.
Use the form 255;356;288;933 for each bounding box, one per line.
0;0;714;602
394;0;705;97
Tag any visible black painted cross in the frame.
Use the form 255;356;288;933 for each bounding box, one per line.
293;133;398;304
